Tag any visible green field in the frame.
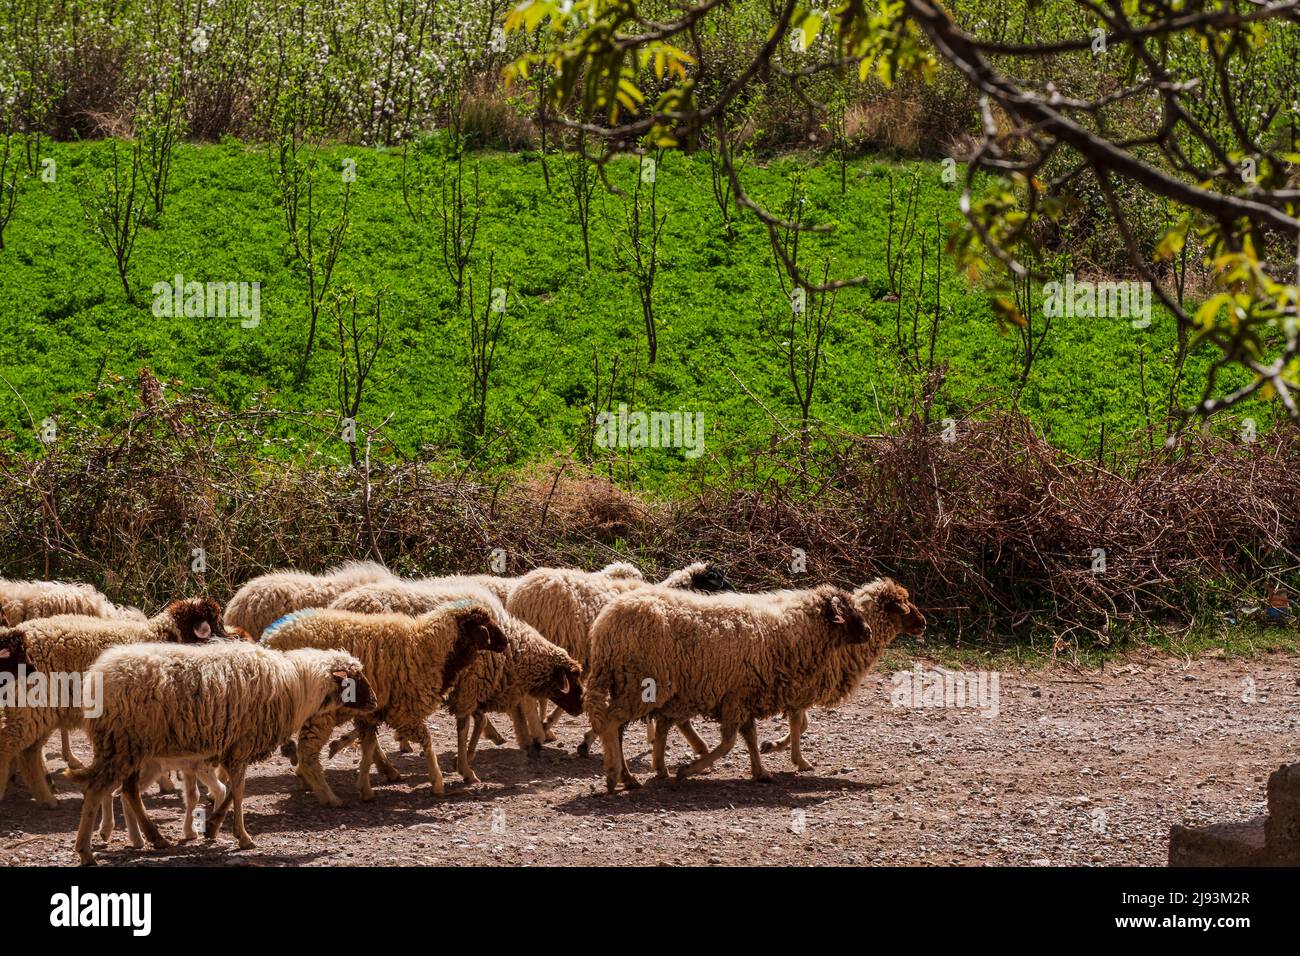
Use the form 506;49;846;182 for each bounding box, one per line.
0;140;1264;486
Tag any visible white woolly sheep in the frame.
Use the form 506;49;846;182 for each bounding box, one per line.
0;578;148;775
761;578;926;770
261;601;508;801
584;583;876;791
222;560;394;639
0;598;228;807
328;579;582;784
69;640;374;865
505;560;731;752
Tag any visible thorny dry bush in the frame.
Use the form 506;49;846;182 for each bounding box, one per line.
0;371;1295;647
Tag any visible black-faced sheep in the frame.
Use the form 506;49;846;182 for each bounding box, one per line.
762;578;926;770
222;560;394;639
69;641;374;865
584;584;873;791
327;580;583;785
260;602;508;801
0;598;228;807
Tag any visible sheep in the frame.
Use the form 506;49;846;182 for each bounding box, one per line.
0;578;146;627
761;578;926;770
222;560;394;639
0;598;228;807
584;583;877;791
68;641;374;865
505;560;731;753
327;580;583;785
260;601;508;802
0;578;148;773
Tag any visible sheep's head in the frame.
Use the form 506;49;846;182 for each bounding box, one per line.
162;597;230;643
0;628;26;678
872;579;926;638
456;606;508;654
545;658;584;716
226;624;256;642
438;604;508;694
327;654;376;713
822;590;871;644
688;562;733;593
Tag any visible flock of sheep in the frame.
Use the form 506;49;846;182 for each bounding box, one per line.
0;559;925;865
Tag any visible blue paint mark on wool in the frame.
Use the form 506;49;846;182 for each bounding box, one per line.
261;609;319;642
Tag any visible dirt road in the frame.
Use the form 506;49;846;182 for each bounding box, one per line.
3;649;1296;866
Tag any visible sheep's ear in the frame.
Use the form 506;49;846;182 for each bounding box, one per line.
824;595;848;625
330;670;349;681
0;648;10;659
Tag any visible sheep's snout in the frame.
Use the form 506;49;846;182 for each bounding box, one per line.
548;665;584;716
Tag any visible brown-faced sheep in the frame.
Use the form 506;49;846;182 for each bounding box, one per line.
68;641;374;865
327;580;582;785
584;584;873;791
0;598;228;807
260;602;508;801
222;560;394;639
505;561;731;753
761;578;926;770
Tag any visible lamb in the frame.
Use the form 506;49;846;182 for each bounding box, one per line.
505;560;731;752
260;601;508;801
68;641;374;865
0;598;228;806
99;757;227;848
761;578;926;770
327;579;583;784
222;560;394;639
584;583;875;791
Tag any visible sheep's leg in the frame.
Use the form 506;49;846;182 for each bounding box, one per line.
327;727;359;759
597;718;633;792
512;704;542;756
739;719;774;783
676;720;711;757
787;711;812;771
76;780;115;866
61;729;84;770
181;772;201;840
156;770;178;795
408;722;445;796
19;741;57;807
0;751;13;800
196;764;227;808
97;791;117;843
651;718;672;779
535;698;558;742
121;771;170;850
226;765;254;850
456;716;481;785
295;715;343;807
617;724;640;788
356;725;380;802
676;723;738;781
480;716;506;746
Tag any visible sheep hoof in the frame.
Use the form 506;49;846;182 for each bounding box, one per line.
360;790;375;803
78;854;97;867
623;775;642;790
319;794;344;808
382;769;402;783
38;797;59;809
237;837;256;851
398;741;414;754
759;741;777;754
753;773;774;784
149;836;172;851
654;769;670;780
544;730;558;743
794;759;814;772
576;742;590;758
